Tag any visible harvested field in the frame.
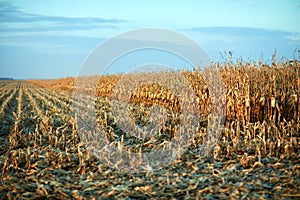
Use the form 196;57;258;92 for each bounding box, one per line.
0;60;300;199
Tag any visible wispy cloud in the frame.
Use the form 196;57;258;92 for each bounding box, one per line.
0;2;127;34
184;26;300;44
181;26;300;61
185;26;291;38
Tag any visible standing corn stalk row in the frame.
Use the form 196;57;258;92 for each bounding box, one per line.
0;86;18;118
11;84;23;135
66;60;298;126
0;59;298;199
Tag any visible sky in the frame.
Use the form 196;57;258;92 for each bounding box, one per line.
0;0;299;79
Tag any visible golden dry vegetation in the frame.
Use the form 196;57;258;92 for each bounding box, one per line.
0;60;299;199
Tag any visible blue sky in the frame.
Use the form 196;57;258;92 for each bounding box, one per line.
0;0;299;79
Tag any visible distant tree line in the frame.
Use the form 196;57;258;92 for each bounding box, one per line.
0;78;13;80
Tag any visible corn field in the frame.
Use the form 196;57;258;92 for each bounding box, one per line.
0;60;299;199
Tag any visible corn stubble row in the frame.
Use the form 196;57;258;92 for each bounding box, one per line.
0;60;299;199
